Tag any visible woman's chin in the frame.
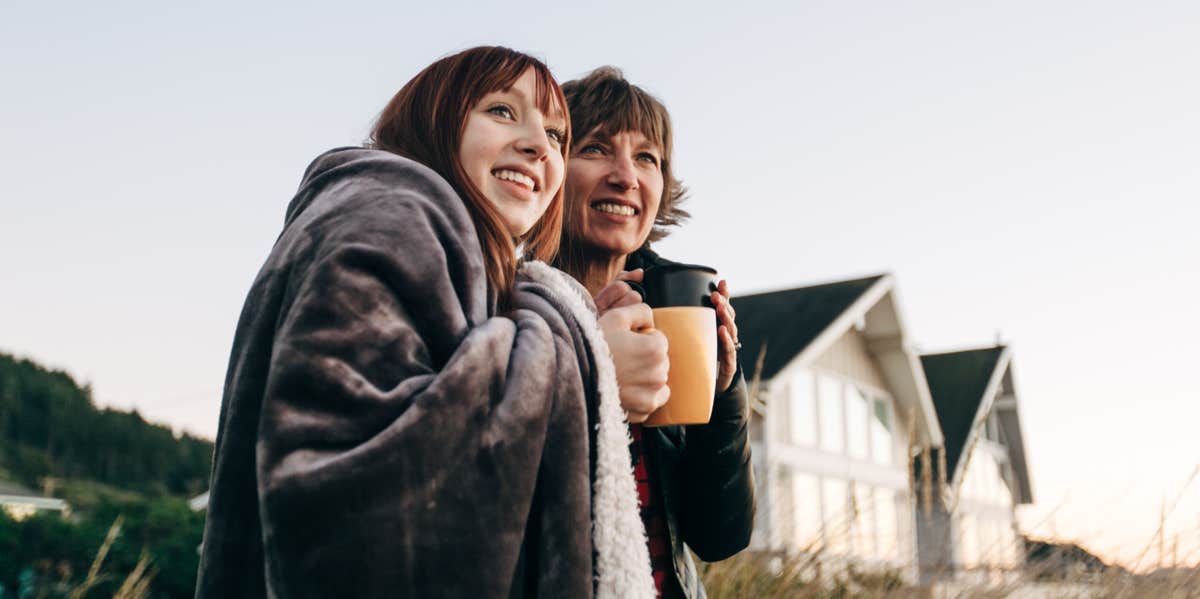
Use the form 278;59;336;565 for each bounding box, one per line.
580;236;641;260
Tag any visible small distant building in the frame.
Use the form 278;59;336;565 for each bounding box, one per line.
732;274;945;578
1024;537;1124;581
189;490;209;511
0;479;69;520
915;346;1034;583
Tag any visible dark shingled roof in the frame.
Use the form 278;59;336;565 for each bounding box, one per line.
919;347;1006;477
731;275;885;382
0;479;41;497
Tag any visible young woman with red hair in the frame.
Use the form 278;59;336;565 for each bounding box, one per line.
196;47;664;599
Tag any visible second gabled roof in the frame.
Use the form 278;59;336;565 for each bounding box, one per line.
921;346;1033;504
920;347;1007;477
732;275;885;382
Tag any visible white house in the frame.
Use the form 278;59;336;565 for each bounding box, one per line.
0;479;69;520
915;346;1033;583
731;274;945;577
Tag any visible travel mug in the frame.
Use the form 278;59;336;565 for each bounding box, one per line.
627;263;719;427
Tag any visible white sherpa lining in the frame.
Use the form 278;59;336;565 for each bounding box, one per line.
520;261;656;599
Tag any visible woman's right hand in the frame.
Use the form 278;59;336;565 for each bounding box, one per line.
598;303;670;423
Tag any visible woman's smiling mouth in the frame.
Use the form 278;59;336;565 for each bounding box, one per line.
493;168;538;191
591;201;638;217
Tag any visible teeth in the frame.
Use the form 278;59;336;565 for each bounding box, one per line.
593;202;636;216
493;169;535;190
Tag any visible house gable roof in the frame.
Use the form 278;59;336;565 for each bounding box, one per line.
921;346;1033;504
0;479;40;497
0;479;68;512
732;274;944;446
921;347;1005;476
732;275;885;382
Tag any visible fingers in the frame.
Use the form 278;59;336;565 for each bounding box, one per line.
616;268;644;283
594;280;643;314
716;324;738;391
594;284;620;313
625;382;671;423
626;410;649;424
715;282;739;393
718;324;738;364
711;289;738;345
619;302;655;332
718;279;736;318
601;309;669;423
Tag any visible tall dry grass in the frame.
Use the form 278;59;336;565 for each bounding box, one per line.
717;351;1200;598
66;517;157;599
700;549;1200;599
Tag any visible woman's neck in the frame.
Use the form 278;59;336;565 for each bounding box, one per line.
571;253;628;297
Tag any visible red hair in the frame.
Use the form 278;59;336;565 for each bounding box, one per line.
369;46;570;311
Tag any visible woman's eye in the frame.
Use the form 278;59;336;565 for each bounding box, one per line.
546;128;566;144
637;152;660;166
487;105;514;120
577;144;604;156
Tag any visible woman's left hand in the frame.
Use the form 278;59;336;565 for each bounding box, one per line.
712;279;739;393
594;269;645;316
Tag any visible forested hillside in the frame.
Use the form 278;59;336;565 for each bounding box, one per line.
0;352;212;495
0;351;214;598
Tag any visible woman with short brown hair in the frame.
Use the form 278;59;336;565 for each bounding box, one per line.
557;67;756;599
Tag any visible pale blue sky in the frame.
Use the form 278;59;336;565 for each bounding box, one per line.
2;1;1197;566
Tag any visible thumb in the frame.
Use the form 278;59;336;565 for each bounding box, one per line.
620;303;655;331
616;268;644;283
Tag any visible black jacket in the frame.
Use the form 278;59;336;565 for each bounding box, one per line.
626;248;756;599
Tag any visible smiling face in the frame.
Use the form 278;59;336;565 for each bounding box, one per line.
458;69;567;238
565;128;665;257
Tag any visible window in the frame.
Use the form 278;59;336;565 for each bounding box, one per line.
875;487;899;561
870;397;894;465
820;478;849;554
772;468;795;548
817;375;844;453
851;481;876;558
958;513;979;567
810;372;895;464
789;370;817;446
791;472;823;549
846;387;870;460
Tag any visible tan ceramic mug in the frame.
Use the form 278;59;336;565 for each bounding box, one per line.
627;264;719;427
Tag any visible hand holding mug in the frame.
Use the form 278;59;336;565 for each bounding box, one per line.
712;279;739;393
597;302;671;423
593;269;644;316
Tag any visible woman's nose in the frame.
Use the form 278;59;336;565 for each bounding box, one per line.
516;125;552;162
605;156;639;191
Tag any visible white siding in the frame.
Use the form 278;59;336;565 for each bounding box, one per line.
754;329;917;571
954;441;1021;570
813;328;889;390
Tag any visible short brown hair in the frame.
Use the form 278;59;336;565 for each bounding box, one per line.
561;67;688;244
369;46;569;311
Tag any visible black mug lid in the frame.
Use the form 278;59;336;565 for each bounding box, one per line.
627;263;718;308
644;263;717;275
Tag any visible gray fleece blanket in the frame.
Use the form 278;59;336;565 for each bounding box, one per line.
195;148;653;599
